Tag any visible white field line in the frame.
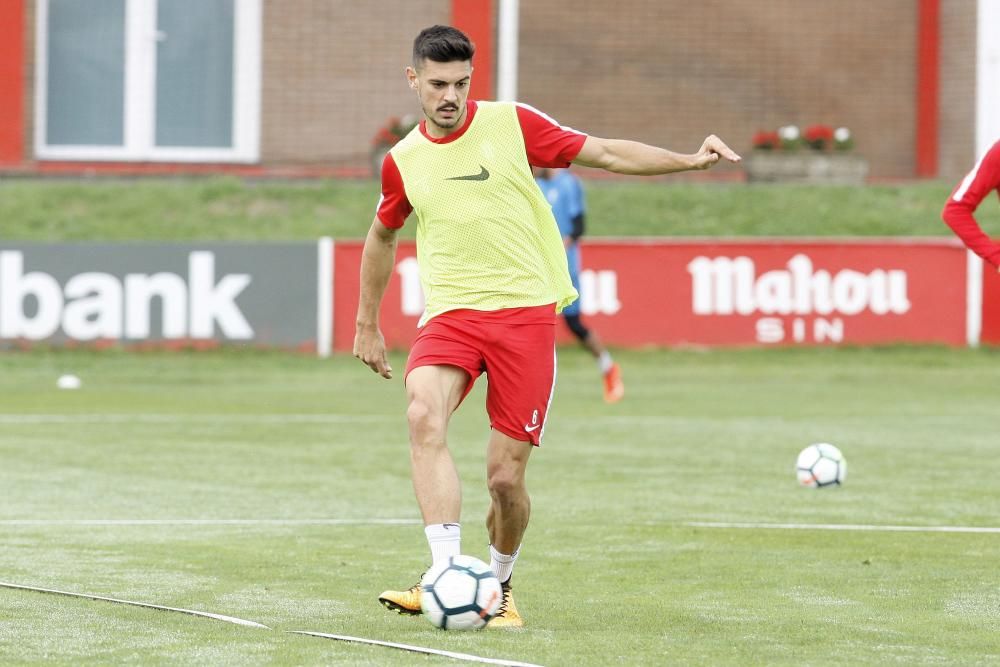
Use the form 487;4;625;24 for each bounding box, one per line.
684;521;1000;534
0;413;985;426
289;631;544;667
0;414;387;424
575;415;983;425
0;581;270;629
5;519;997;533
0;518;420;526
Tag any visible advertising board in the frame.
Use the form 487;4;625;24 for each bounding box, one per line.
331;239;972;351
0;243;318;349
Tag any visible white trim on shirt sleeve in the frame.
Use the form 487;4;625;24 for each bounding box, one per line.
514;102;586;136
953;153;988;202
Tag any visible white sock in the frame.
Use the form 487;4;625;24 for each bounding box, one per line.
598;351;614;374
425;523;461;565
489;544;518;585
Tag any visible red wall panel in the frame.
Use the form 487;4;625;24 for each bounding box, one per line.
981;261;1000;345
0;0;25;165
451;0;494;100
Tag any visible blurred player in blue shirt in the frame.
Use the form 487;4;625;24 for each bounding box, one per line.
534;167;624;403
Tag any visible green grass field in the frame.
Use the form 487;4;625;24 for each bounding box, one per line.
2;177;998;663
1;346;997;665
3;177;996;241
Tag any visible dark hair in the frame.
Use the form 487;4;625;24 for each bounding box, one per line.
412;25;475;67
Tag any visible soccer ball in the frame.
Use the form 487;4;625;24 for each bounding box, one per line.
420;555;502;630
796;442;847;488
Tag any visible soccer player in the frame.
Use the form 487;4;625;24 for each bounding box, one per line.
354;25;740;628
534;166;624;403
942;139;1000;270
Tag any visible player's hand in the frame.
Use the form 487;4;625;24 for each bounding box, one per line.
693;135;742;170
353;325;393;379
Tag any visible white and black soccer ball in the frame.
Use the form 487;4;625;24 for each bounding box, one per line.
796;442;847;488
420;555;502;630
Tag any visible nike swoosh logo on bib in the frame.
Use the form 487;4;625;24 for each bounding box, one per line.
445;165;490;181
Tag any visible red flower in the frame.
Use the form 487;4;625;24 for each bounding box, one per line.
752;130;780;150
804;125;835;150
372;115;420;148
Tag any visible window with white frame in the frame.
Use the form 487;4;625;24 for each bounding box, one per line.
35;0;261;162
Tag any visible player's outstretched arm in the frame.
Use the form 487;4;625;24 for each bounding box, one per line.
354;218;398;379
573;134;741;175
942;141;1000;271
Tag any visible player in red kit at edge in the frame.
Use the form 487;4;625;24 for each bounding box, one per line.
943;139;1000;270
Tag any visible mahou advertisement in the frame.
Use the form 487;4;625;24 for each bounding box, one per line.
581;240;968;347
332;239;976;351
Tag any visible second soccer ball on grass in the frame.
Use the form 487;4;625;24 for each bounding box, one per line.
420;555;503;630
796;442;847;488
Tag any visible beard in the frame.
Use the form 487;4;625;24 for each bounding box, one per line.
426;103;464;130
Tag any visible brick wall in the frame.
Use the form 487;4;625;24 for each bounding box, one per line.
937;0;976;181
519;0;918;179
17;1;979;179
261;0;449;167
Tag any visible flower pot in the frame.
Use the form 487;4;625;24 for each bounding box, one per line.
745;152;869;185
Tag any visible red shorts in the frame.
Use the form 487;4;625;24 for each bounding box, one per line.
405;305;557;445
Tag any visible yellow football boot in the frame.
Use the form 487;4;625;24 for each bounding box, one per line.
487;581;524;628
378;577;423;615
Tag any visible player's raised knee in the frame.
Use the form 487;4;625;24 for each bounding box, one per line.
406;399;445;444
486;467;523;499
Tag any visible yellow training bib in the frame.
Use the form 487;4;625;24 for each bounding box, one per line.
390;102;577;326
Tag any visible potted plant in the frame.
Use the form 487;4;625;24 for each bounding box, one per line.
746;124;868;184
371;115;419;177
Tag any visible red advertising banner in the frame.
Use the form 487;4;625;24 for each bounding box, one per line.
982;260;1000;345
333;242;420;352
332;239;971;351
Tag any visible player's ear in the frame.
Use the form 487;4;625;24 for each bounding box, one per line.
405;66;418;90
